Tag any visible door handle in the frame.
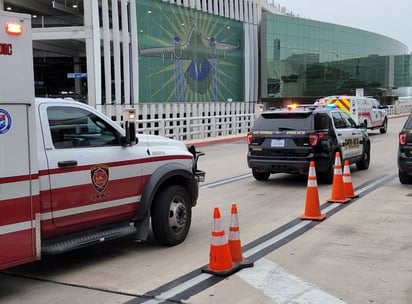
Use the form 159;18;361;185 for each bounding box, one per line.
58;160;78;168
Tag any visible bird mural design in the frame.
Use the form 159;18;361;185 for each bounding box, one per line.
139;21;239;102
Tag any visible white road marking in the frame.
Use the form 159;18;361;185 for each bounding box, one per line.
237;258;345;304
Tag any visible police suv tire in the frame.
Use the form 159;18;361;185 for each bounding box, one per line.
151;185;192;246
319;151;342;184
356;142;370;170
398;170;412;184
252;168;270;181
380;118;387;134
320;168;333;185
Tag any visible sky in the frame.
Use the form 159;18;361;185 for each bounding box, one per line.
273;0;412;52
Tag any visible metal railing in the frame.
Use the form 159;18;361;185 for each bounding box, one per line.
135;113;254;141
97;99;412;142
100;101;256;141
386;100;412;116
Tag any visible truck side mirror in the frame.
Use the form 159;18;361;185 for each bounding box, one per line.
121;121;137;146
121;108;137;146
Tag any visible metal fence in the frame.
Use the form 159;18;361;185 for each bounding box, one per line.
98;99;412;142
386;99;412;116
101;101;256;141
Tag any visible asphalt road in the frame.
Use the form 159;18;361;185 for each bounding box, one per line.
1;115;411;304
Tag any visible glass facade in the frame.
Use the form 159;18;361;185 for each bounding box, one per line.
261;13;411;98
136;0;244;102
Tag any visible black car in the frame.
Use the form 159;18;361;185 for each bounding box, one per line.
247;104;370;183
398;114;412;184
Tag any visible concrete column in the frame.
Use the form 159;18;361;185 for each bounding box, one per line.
102;0;112;105
83;0;101;108
73;57;81;95
130;0;139;104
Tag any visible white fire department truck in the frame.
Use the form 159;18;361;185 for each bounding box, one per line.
0;11;205;270
316;95;388;133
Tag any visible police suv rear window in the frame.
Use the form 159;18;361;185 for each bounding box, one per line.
255;112;329;131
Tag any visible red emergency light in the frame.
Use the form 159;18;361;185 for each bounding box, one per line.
5;21;23;35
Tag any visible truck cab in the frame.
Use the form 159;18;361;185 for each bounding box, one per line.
36;98;204;246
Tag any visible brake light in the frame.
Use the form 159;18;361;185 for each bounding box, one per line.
5;21;23;35
309;133;324;146
247;132;253;145
399;131;407;145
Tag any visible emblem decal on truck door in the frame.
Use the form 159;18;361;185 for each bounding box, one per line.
91;164;109;193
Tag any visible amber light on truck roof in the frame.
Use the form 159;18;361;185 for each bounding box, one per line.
5;21;23;35
287;103;298;110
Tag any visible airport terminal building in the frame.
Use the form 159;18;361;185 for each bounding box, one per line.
2;0;411;139
261;12;410;100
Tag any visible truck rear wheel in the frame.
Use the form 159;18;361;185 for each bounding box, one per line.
151;185;191;246
380;118;387;134
356;142;370;170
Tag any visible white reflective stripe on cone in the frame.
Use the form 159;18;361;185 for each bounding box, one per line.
211;234;227;246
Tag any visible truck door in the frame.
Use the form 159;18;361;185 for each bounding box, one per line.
39;102;144;229
370;98;383;126
0;105;37;269
331;111;363;160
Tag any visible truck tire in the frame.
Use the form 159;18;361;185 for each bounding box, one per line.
252;168;270;181
379;118;387;134
151;185;191;246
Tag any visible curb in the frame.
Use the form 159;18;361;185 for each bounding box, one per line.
184;134;246;147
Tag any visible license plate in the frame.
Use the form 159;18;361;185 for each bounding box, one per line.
271;139;285;147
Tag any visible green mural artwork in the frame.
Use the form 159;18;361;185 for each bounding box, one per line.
137;1;243;102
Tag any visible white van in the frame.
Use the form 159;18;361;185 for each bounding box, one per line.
317;95;388;133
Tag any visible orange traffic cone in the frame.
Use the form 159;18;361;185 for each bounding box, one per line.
202;207;242;276
327;152;351;203
228;204;253;268
300;161;326;221
343;160;358;198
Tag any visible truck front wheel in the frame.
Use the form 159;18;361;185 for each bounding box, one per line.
151;185;192;246
252;168;270;181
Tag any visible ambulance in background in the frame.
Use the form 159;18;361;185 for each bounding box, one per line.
316;95;388;133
